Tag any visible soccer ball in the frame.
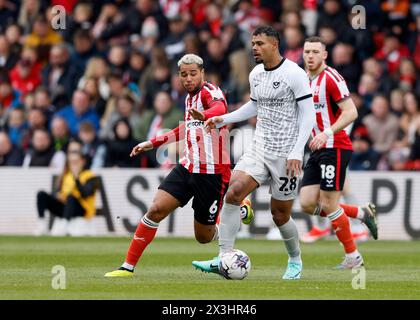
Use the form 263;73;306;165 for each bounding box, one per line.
218;249;251;280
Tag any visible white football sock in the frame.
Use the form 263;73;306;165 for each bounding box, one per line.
277;218;302;264
212;224;219;241
218;203;241;255
121;262;134;271
356;207;364;220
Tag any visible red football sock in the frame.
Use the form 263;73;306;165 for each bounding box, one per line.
320;204;359;219
339;204;359;219
327;208;357;254
125;216;158;267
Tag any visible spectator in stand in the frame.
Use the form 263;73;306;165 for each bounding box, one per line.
21;106;48;149
203;36;230;85
390;88;405;117
24;14;63;63
331;43;361;92
78;121;105;169
82;77;107;120
316;0;349;37
234;0;261;35
42;44;82;110
396;58;419;93
374;31;410;75
70;29;98;72
101;69;127;126
0;72;20;118
0;131;24;166
9;47;41;100
363;95;400;156
50;116;70;152
101;91;142;141
18;0;43;34
107;45;129;75
349;125;380;171
142;63;171;109
23;128;65;169
62;2;94;43
0;0;17;33
33;86;55;122
55;89;100;136
6;107;28;148
77;57;110;102
134;90;183;143
0;34;18;71
105;118;139;168
163;14;188;62
35;138;99;236
98;0;168;43
127;48;148;85
282;27;304;66
4;23;23;58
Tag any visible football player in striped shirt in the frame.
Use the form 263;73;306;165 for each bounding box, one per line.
104;54;253;277
299;37;378;269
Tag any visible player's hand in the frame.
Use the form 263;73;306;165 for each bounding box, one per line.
286;159;302;177
188;108;205;121
130;141;153;157
309;132;328;151
204;116;224;133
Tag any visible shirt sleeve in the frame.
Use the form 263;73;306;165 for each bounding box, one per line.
326;71;350;103
150;123;185;148
290;67;312;102
200;86;227;120
249;71;257;102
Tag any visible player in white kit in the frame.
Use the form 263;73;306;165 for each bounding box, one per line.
192;26;316;279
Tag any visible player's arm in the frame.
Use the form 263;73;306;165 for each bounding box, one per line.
204;100;258;130
130;123;185;157
287;67;315;176
188;99;227;121
287;96;316;176
309;75;357;151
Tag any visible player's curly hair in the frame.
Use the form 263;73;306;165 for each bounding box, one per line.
252;26;280;45
177;54;204;70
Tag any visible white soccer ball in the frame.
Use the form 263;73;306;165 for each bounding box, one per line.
218;249;251;280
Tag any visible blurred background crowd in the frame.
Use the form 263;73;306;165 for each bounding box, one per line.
0;0;419;172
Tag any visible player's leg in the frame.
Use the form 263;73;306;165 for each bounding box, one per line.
190;172;228;244
270;198;302;279
105;165;191;277
338;181;378;240
269;156;302;279
192;170;258;274
36;191;64;235
192;150;264;274
299;184;331;243
317;149;363;269
105;189;180;277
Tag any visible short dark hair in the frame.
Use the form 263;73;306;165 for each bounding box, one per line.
304;36;326;47
252;26;280;44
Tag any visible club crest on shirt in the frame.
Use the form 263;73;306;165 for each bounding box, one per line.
273;81;280;89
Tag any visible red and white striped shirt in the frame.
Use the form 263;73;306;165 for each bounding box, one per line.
309;66;353;150
150;82;231;182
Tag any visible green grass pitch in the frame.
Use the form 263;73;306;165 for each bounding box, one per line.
1;236;419;300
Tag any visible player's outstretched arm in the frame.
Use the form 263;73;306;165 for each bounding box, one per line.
130;141;153;157
130;123;186;157
204;100;258;131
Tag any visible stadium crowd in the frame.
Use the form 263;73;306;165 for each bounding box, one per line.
0;0;419;171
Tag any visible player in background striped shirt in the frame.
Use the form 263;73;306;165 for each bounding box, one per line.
300;37;378;269
104;54;253;277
